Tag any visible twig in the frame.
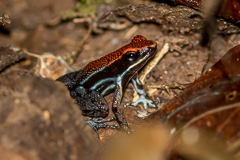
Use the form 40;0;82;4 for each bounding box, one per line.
64;17;94;65
10;47;72;79
147;83;186;90
139;43;169;83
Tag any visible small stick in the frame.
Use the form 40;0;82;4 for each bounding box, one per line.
139;43;169;84
64;17;94;65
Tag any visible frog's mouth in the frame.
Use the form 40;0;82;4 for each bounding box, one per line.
149;42;157;56
144;44;157;60
140;43;157;57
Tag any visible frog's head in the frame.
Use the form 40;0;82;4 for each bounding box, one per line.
105;35;157;81
120;35;157;74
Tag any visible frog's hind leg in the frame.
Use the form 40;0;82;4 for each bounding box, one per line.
75;87;109;117
74;87;119;135
87;117;119;136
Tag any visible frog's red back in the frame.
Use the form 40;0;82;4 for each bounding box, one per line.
81;35;156;78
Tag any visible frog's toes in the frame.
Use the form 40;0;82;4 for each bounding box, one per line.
125;95;158;110
87;117;119;132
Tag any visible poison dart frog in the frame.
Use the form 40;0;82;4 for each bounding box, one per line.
57;35;157;133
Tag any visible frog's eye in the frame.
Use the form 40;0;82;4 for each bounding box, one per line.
126;51;137;62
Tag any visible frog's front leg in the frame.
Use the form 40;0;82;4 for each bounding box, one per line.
125;74;157;110
112;82;129;132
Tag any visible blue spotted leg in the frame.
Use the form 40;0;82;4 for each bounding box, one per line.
124;74;157;110
87;117;119;136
